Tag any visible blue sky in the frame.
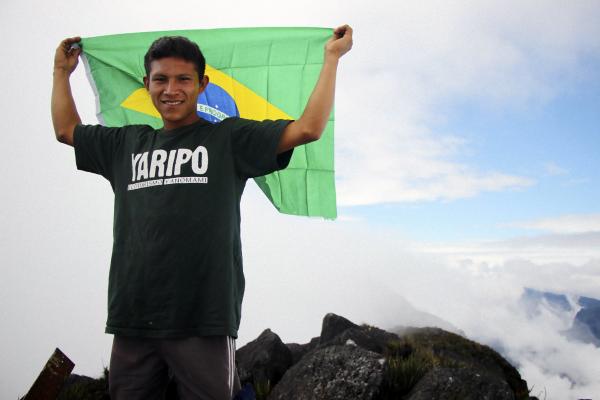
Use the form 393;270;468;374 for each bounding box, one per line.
339;41;600;242
342;78;600;241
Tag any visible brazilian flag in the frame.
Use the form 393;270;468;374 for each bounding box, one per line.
80;28;336;219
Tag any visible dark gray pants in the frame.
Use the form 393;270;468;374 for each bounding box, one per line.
109;335;241;400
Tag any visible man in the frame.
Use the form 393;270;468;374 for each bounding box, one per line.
52;26;352;399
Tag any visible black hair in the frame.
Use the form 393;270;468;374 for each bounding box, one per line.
143;36;206;78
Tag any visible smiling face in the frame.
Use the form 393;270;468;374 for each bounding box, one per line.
144;57;209;131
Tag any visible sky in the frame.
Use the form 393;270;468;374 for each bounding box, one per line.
1;0;600;398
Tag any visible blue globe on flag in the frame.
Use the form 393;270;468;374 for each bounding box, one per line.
197;83;240;123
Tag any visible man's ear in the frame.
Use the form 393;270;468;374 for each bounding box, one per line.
199;75;209;93
143;76;149;90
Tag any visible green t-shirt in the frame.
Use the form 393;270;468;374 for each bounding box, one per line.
74;117;293;338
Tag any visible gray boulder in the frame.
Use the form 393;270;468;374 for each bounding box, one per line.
236;329;293;389
269;344;384;400
406;367;514;400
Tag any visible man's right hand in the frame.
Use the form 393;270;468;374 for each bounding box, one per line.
52;36;83;146
54;37;82;74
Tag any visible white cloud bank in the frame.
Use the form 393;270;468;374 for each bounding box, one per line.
239;188;600;400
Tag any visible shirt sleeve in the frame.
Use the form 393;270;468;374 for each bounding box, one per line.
73;124;125;182
229;118;294;179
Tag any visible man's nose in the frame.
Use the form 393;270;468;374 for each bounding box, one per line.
165;79;178;94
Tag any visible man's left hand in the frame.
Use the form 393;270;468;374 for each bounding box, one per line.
325;25;353;59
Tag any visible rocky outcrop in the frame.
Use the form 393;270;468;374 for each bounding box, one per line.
234;313;532;400
53;313;533;399
397;327;529;399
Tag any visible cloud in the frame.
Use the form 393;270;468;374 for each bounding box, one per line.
508;214;600;234
416;230;600;269
439;258;600;399
405;230;600;398
543;162;569;177
334;87;535;205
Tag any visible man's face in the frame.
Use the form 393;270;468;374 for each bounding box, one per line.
144;57;209;131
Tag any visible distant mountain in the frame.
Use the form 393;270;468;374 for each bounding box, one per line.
521;287;573;315
578;295;600;309
520;287;600;346
570;305;600;346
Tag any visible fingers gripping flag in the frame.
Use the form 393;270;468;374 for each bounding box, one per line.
80;28;337;219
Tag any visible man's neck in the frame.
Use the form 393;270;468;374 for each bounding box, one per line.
162;115;202;132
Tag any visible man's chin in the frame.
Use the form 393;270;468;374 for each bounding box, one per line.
159;109;186;122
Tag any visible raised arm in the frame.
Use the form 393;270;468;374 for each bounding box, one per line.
276;25;353;154
51;37;82;146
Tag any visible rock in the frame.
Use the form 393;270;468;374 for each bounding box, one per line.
318;313;401;355
286;337;319;365
320;324;401;355
269;345;384;400
236;329;293;389
406;367;515;400
57;372;109;400
287;313;401;368
398;327;529;399
319;313;359;343
285;343;306;365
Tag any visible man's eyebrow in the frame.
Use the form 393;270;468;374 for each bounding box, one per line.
150;72;194;79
